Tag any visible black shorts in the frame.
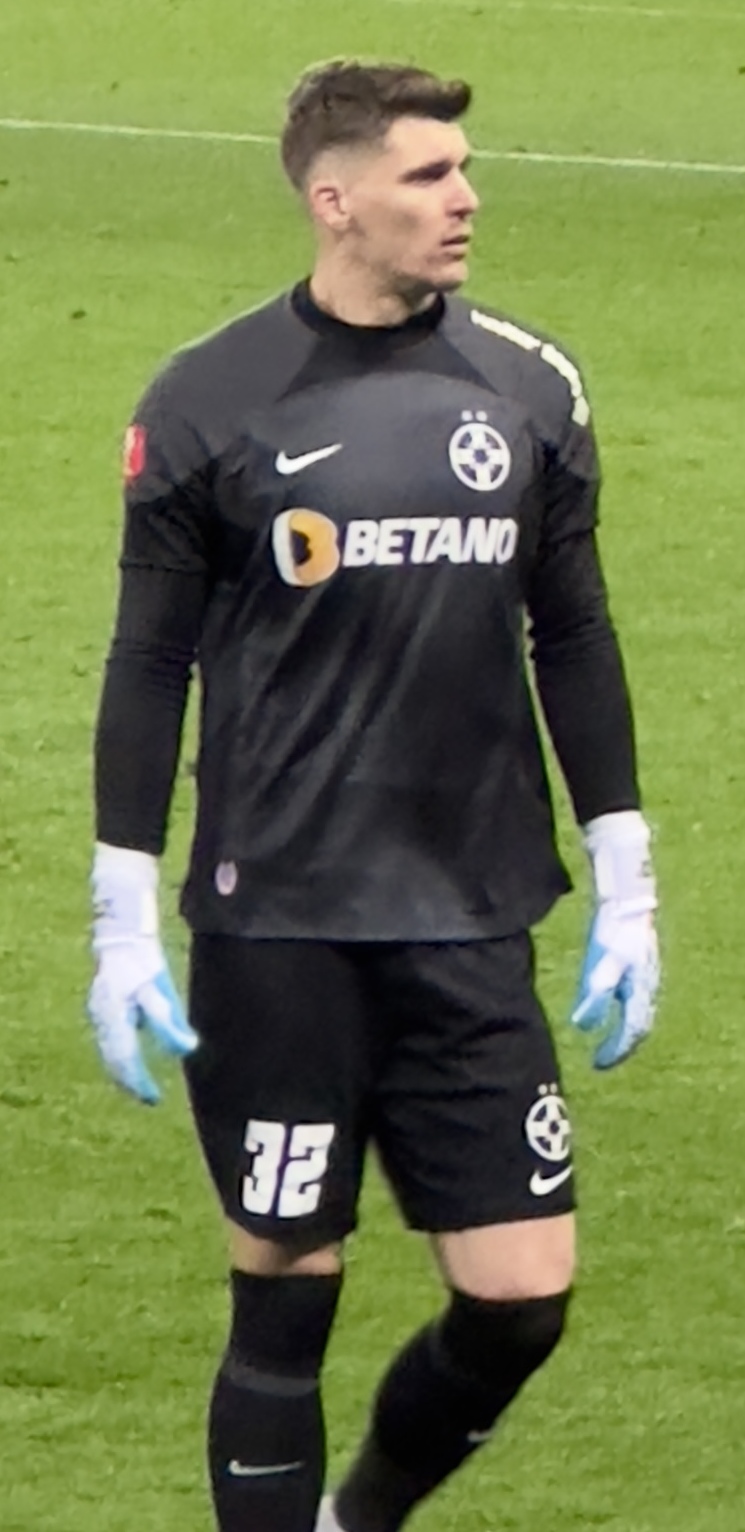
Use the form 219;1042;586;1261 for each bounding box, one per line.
184;933;574;1245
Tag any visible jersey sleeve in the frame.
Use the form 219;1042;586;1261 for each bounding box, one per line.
539;376;601;548
527;530;641;823
120;363;214;574
94;363;213;854
525;348;643;819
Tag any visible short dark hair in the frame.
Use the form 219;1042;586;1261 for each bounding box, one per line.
281;60;472;190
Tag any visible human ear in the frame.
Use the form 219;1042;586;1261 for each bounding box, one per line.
307;179;351;233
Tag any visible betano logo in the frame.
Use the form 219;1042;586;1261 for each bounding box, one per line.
272;510;519;589
272;509;341;587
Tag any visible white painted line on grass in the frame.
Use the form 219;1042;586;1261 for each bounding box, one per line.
0;117;276;148
1;116;744;177
393;0;744;16
474;147;745;175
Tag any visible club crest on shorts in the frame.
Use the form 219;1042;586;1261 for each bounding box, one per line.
524;1084;571;1163
448;411;511;493
215;860;238;896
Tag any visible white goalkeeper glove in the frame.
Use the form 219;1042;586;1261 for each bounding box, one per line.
571;810;659;1069
87;842;198;1104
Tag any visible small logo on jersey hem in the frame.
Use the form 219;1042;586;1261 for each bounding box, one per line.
215;861;238;896
275;444;342;475
227;1459;304;1478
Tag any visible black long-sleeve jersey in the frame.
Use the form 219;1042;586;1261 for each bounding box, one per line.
95;281;640;941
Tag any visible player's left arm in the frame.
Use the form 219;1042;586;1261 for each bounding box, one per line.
526;400;659;1069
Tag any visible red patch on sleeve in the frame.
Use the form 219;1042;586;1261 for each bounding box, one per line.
123;424;147;482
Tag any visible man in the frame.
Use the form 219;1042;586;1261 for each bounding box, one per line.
88;61;659;1532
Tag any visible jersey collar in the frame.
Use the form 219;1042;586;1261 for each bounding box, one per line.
291;279;446;346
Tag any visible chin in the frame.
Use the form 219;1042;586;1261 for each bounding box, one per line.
440;266;468;292
432;256;469;293
396;260;467;310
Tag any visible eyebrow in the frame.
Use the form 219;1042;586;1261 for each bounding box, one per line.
399;154;473;184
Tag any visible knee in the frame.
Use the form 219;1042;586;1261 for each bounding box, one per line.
229;1219;343;1278
225;1268;343;1379
438;1288;571;1397
436;1213;576;1302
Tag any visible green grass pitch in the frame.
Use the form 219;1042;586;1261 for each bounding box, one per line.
1;1;744;1527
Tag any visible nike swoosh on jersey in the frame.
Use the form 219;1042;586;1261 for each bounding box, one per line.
228;1459;304;1478
275;444;343;475
529;1165;573;1197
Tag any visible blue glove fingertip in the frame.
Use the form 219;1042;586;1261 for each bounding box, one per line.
145;970;199;1057
117;1036;162;1104
592;1030;625;1070
593;1028;641;1071
592;981;649;1070
570;986;613;1033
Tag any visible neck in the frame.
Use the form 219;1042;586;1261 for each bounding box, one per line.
310;254;437;328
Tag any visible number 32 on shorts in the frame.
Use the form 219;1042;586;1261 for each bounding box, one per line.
241;1119;336;1218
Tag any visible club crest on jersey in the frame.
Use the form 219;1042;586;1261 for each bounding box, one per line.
272;508;519;587
448;411;511;493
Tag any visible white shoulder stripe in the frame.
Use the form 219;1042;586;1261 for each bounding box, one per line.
470;308;591;427
470;311;542;354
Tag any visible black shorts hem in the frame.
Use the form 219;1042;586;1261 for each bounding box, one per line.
399;1186;577;1234
220;1202;359;1250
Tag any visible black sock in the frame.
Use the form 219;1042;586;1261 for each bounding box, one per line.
335;1291;570;1532
209;1269;342;1532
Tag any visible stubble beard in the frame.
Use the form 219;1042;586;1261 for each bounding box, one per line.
390;257;467;313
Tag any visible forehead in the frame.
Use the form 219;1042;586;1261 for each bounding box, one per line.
379;115;471;174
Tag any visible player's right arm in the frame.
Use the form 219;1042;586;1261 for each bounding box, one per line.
88;363;212;1103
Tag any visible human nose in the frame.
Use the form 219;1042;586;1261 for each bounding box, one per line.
453;171;479;215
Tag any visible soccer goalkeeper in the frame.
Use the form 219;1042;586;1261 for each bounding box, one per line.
89;59;659;1532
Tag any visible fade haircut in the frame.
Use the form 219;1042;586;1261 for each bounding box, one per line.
281;60;472;191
